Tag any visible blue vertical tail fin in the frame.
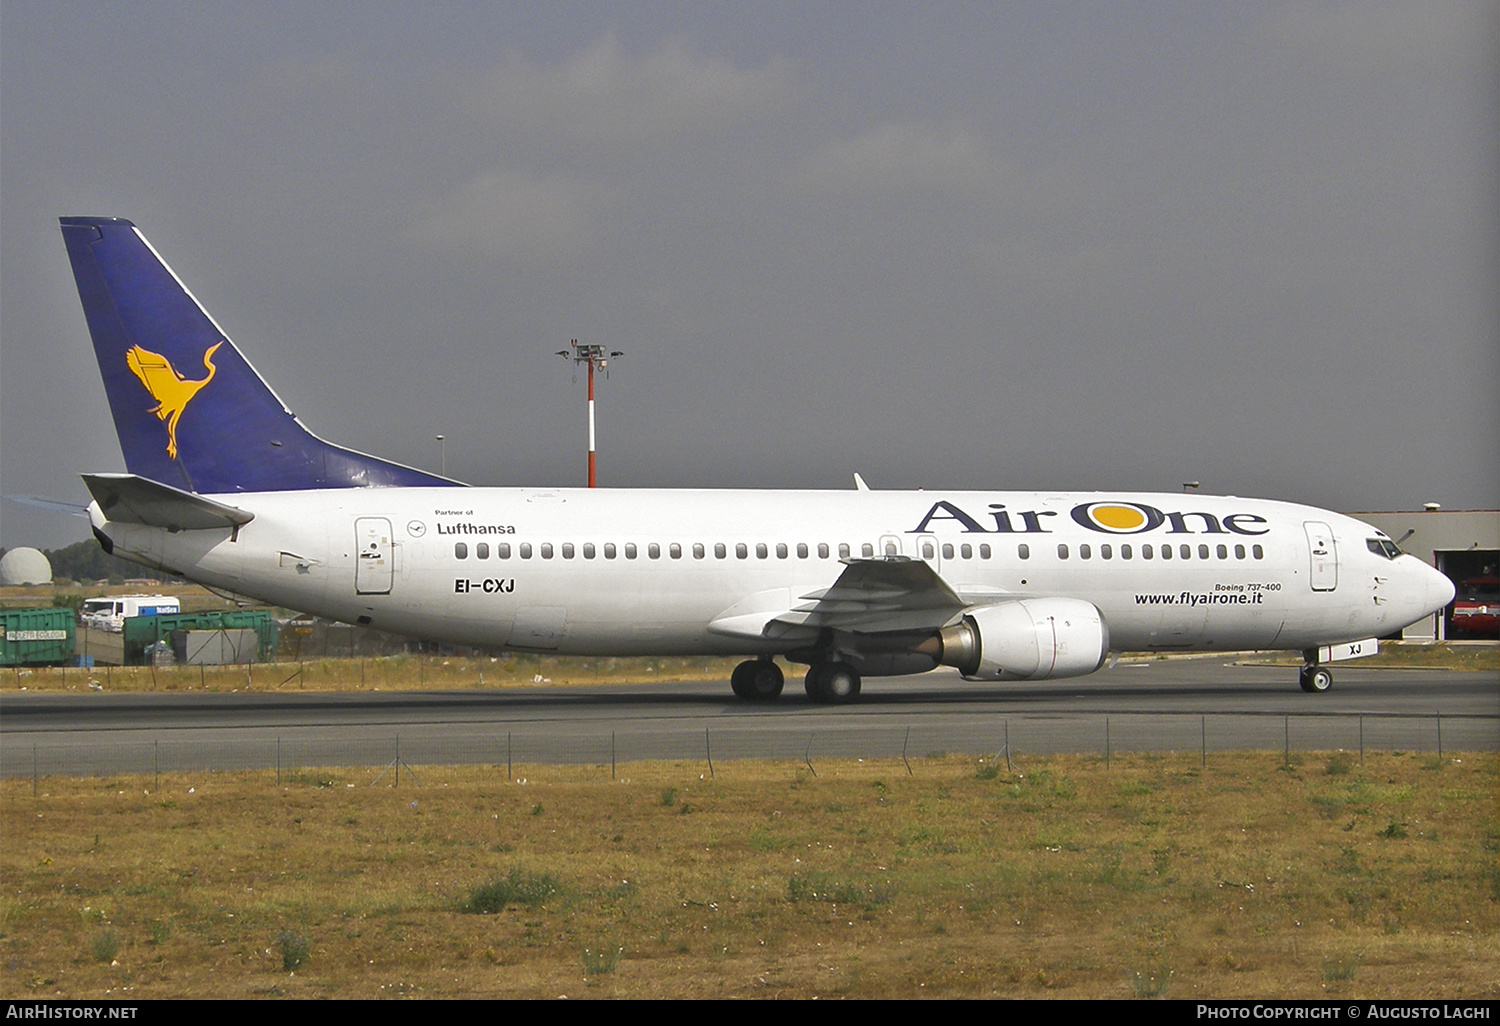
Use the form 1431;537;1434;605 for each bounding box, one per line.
60;216;459;493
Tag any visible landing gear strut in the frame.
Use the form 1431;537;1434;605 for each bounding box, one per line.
1299;664;1333;693
730;658;784;701
804;661;861;703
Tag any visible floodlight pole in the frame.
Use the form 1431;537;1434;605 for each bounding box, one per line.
557;340;623;488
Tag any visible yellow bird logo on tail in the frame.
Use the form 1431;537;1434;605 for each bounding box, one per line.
125;341;224;460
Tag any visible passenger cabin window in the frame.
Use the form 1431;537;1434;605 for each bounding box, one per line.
477;542;490;559
756;543;768;559
960;543;972;559
979;544;991;559
1216;544;1227;559
1252;544;1264;559
604;543;616;559
1018;544;1030;560
839;544;851;559
562;543;574;559
693;543;704;559
1079;543;1091;560
920;541;934;559
1180;544;1191;560
648;543;660;559
1100;543;1112;560
583;543;595;559
498;543;511;559
776;543;788;559
1121;543;1132;559
942;543;954;559
715;543;727;559
797;543;808;558
818;543;830;558
1235;544;1245;559
541;543;553;559
861;543;875;558
520;543;532;559
670;543;682;559
1142;544;1153;560
1159;544;1171;560
455;542;468;559
1057;544;1069;559
736;543;748;559
1198;544;1210;560
625;543;637;559
885;540;899;556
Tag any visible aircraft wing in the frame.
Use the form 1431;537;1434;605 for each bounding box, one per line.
710;557;1010;640
83;473;254;532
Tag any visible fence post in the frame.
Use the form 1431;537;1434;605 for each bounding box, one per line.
1436;712;1442;762
153;740;159;792
1105;716;1110;769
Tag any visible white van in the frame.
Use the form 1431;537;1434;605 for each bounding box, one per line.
79;595;182;633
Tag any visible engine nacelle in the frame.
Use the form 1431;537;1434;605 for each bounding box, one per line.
936;598;1110;681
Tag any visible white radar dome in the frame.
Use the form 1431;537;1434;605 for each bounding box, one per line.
0;547;53;586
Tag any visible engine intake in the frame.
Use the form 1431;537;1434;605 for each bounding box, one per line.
935;598;1110;681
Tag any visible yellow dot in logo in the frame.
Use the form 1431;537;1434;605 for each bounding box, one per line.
1091;504;1147;531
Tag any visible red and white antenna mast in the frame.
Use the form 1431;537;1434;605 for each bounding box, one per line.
557;340;623;487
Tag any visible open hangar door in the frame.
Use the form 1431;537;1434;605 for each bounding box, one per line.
1435;549;1499;640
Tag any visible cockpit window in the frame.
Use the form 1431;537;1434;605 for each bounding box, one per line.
1366;538;1402;559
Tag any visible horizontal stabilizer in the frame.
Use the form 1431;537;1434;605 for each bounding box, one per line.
83;473;254;532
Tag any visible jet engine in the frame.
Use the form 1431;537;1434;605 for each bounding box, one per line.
931;598;1110;681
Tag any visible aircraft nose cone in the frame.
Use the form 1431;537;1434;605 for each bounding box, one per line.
1424;563;1456;616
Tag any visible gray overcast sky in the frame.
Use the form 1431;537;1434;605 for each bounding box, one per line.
2;1;1496;551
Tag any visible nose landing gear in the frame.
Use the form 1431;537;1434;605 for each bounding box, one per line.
1298;664;1333;693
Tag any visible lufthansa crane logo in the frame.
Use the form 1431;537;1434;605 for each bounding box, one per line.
125;342;223;460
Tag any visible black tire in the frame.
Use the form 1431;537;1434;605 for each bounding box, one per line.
730;659;758;699
1299;666;1333;693
732;659;784;700
749;660;784;699
805;662;861;703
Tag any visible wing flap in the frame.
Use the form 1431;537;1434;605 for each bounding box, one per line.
712;558;998;640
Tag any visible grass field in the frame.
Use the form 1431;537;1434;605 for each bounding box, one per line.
8;642;1496;695
2;751;1495;999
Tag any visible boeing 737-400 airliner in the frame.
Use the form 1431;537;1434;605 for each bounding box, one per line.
59;217;1455;701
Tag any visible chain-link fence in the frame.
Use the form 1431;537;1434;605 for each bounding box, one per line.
5;711;1494;786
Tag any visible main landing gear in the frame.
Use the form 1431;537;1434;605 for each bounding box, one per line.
1298;664;1333;693
730;658;784;701
804;661;861;704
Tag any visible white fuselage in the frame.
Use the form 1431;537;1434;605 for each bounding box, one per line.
94;487;1453;665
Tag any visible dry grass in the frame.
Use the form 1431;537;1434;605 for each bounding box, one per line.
5;653;756;694
2;752;1495;999
10;641;1495;695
